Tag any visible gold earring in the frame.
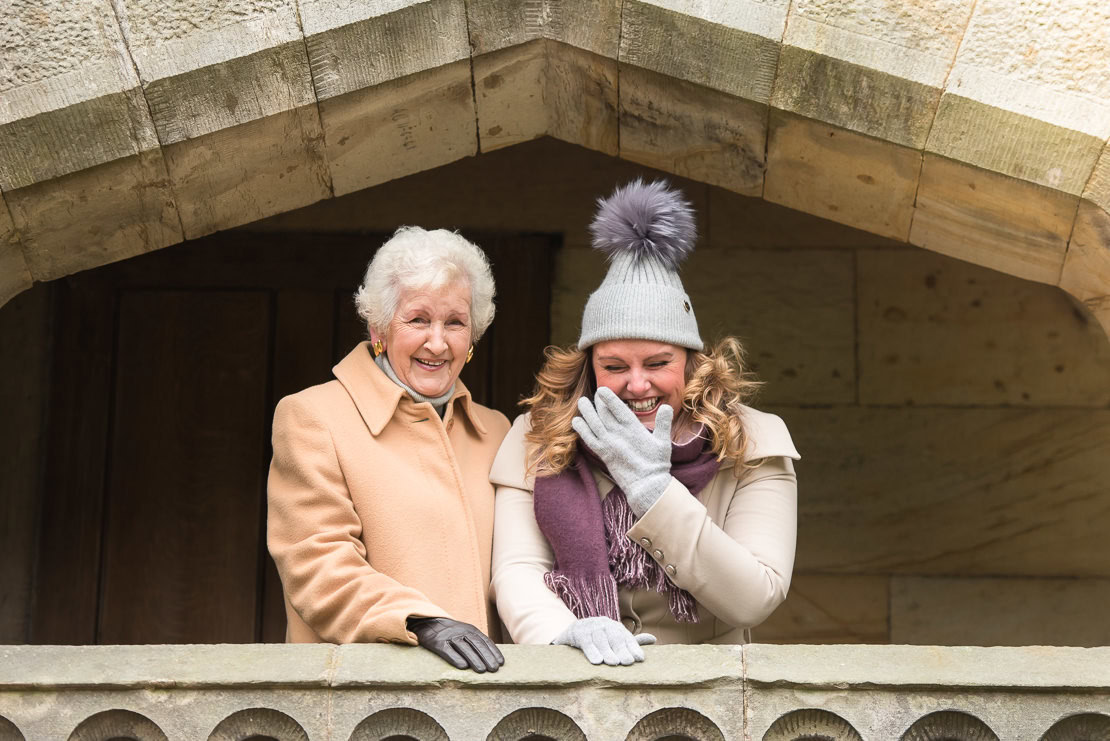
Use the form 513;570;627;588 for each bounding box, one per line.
466;345;474;364
372;339;383;356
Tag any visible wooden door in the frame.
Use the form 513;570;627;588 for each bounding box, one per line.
31;232;556;644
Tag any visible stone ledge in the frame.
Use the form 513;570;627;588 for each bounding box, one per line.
746;644;1110;690
0;644;743;690
3;644;1109;691
2;645;1108;741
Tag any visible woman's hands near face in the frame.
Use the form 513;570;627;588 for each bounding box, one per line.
552;616;656;665
572;387;673;517
408;617;504;673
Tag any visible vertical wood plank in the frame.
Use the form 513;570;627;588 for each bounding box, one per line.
97;290;271;643
486;235;555;419
0;284;53;643
31;277;116;644
459;332;492;408
334;288;367;364
261;290;336;642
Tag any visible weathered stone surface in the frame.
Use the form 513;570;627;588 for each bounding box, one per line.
926;0;1110;194
772;0;973;148
619;65;765;196
927;94;1106;197
115;0;314;143
620;0;788;102
302;0;469;101
467;0;621;57
0;87;161;193
8;150;183;280
553;246;856;404
859;248;1110;406
891;576;1110;647
746;643;1110;689
163;107;330;238
685;249;856;404
1061;147;1110;337
1085;142;1110;213
1060;200;1110;338
777;405;1110;578
0;646;1109;741
771;47;940;150
0;1;183;290
0;688;331;741
334;644;742;687
0;1;161;190
114;0;331;238
755;573;889;644
320;60;475;198
474;40;618;155
749;644;1110;741
0;198;30;307
0;644;334;688
954;0;1110;102
910;154;1076;285
765;111;919;240
0;285;51;643
708;188;901;249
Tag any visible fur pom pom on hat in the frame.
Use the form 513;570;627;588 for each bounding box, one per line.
589;178;697;268
578;179;703;351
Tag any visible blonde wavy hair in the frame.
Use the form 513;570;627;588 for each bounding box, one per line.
523;337;762;477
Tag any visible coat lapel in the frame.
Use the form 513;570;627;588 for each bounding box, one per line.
332;342;488;437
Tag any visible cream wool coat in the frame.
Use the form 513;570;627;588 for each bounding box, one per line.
490;408;799;645
268;342;510;645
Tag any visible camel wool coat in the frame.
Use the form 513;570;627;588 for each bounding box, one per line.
268;342;510;645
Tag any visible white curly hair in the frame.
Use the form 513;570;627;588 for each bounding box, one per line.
354;226;496;342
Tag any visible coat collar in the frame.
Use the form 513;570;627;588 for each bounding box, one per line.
333;342;488;437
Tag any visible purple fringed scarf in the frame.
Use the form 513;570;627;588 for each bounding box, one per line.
533;431;720;623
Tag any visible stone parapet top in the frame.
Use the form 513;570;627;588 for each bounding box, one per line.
2;644;1108;691
746;644;1110;690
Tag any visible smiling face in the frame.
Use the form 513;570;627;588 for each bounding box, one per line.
380;280;472;398
591;339;688;430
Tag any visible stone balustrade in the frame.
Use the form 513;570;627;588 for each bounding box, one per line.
1;644;1108;740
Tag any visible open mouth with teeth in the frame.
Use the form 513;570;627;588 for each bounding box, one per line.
414;358;448;370
624;397;660;413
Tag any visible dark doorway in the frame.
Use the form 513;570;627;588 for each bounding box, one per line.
31;231;556;644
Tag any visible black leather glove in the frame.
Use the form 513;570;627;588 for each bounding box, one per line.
407;617;504;673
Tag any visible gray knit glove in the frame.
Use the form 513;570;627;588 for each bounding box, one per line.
552;616;657;665
571;386;674;518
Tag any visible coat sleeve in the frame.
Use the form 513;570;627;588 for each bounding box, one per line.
267;393;450;644
625;457;798;629
490;415;578;645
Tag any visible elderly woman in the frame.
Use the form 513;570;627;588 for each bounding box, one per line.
490;180;800;666
268;227;510;672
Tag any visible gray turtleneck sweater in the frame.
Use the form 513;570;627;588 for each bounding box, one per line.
374;352;455;418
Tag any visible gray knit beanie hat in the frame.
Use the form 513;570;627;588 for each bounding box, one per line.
578;179;703;351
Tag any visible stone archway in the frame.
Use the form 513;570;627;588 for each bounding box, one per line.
2;0;1108;336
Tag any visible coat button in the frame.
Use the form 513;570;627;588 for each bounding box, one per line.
652;549;664;560
640;537;651;547
665;564;677;577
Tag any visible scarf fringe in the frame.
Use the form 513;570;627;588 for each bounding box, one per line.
602;488;699;623
543;571;621;622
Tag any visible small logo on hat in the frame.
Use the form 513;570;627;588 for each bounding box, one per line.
683;301;691;313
